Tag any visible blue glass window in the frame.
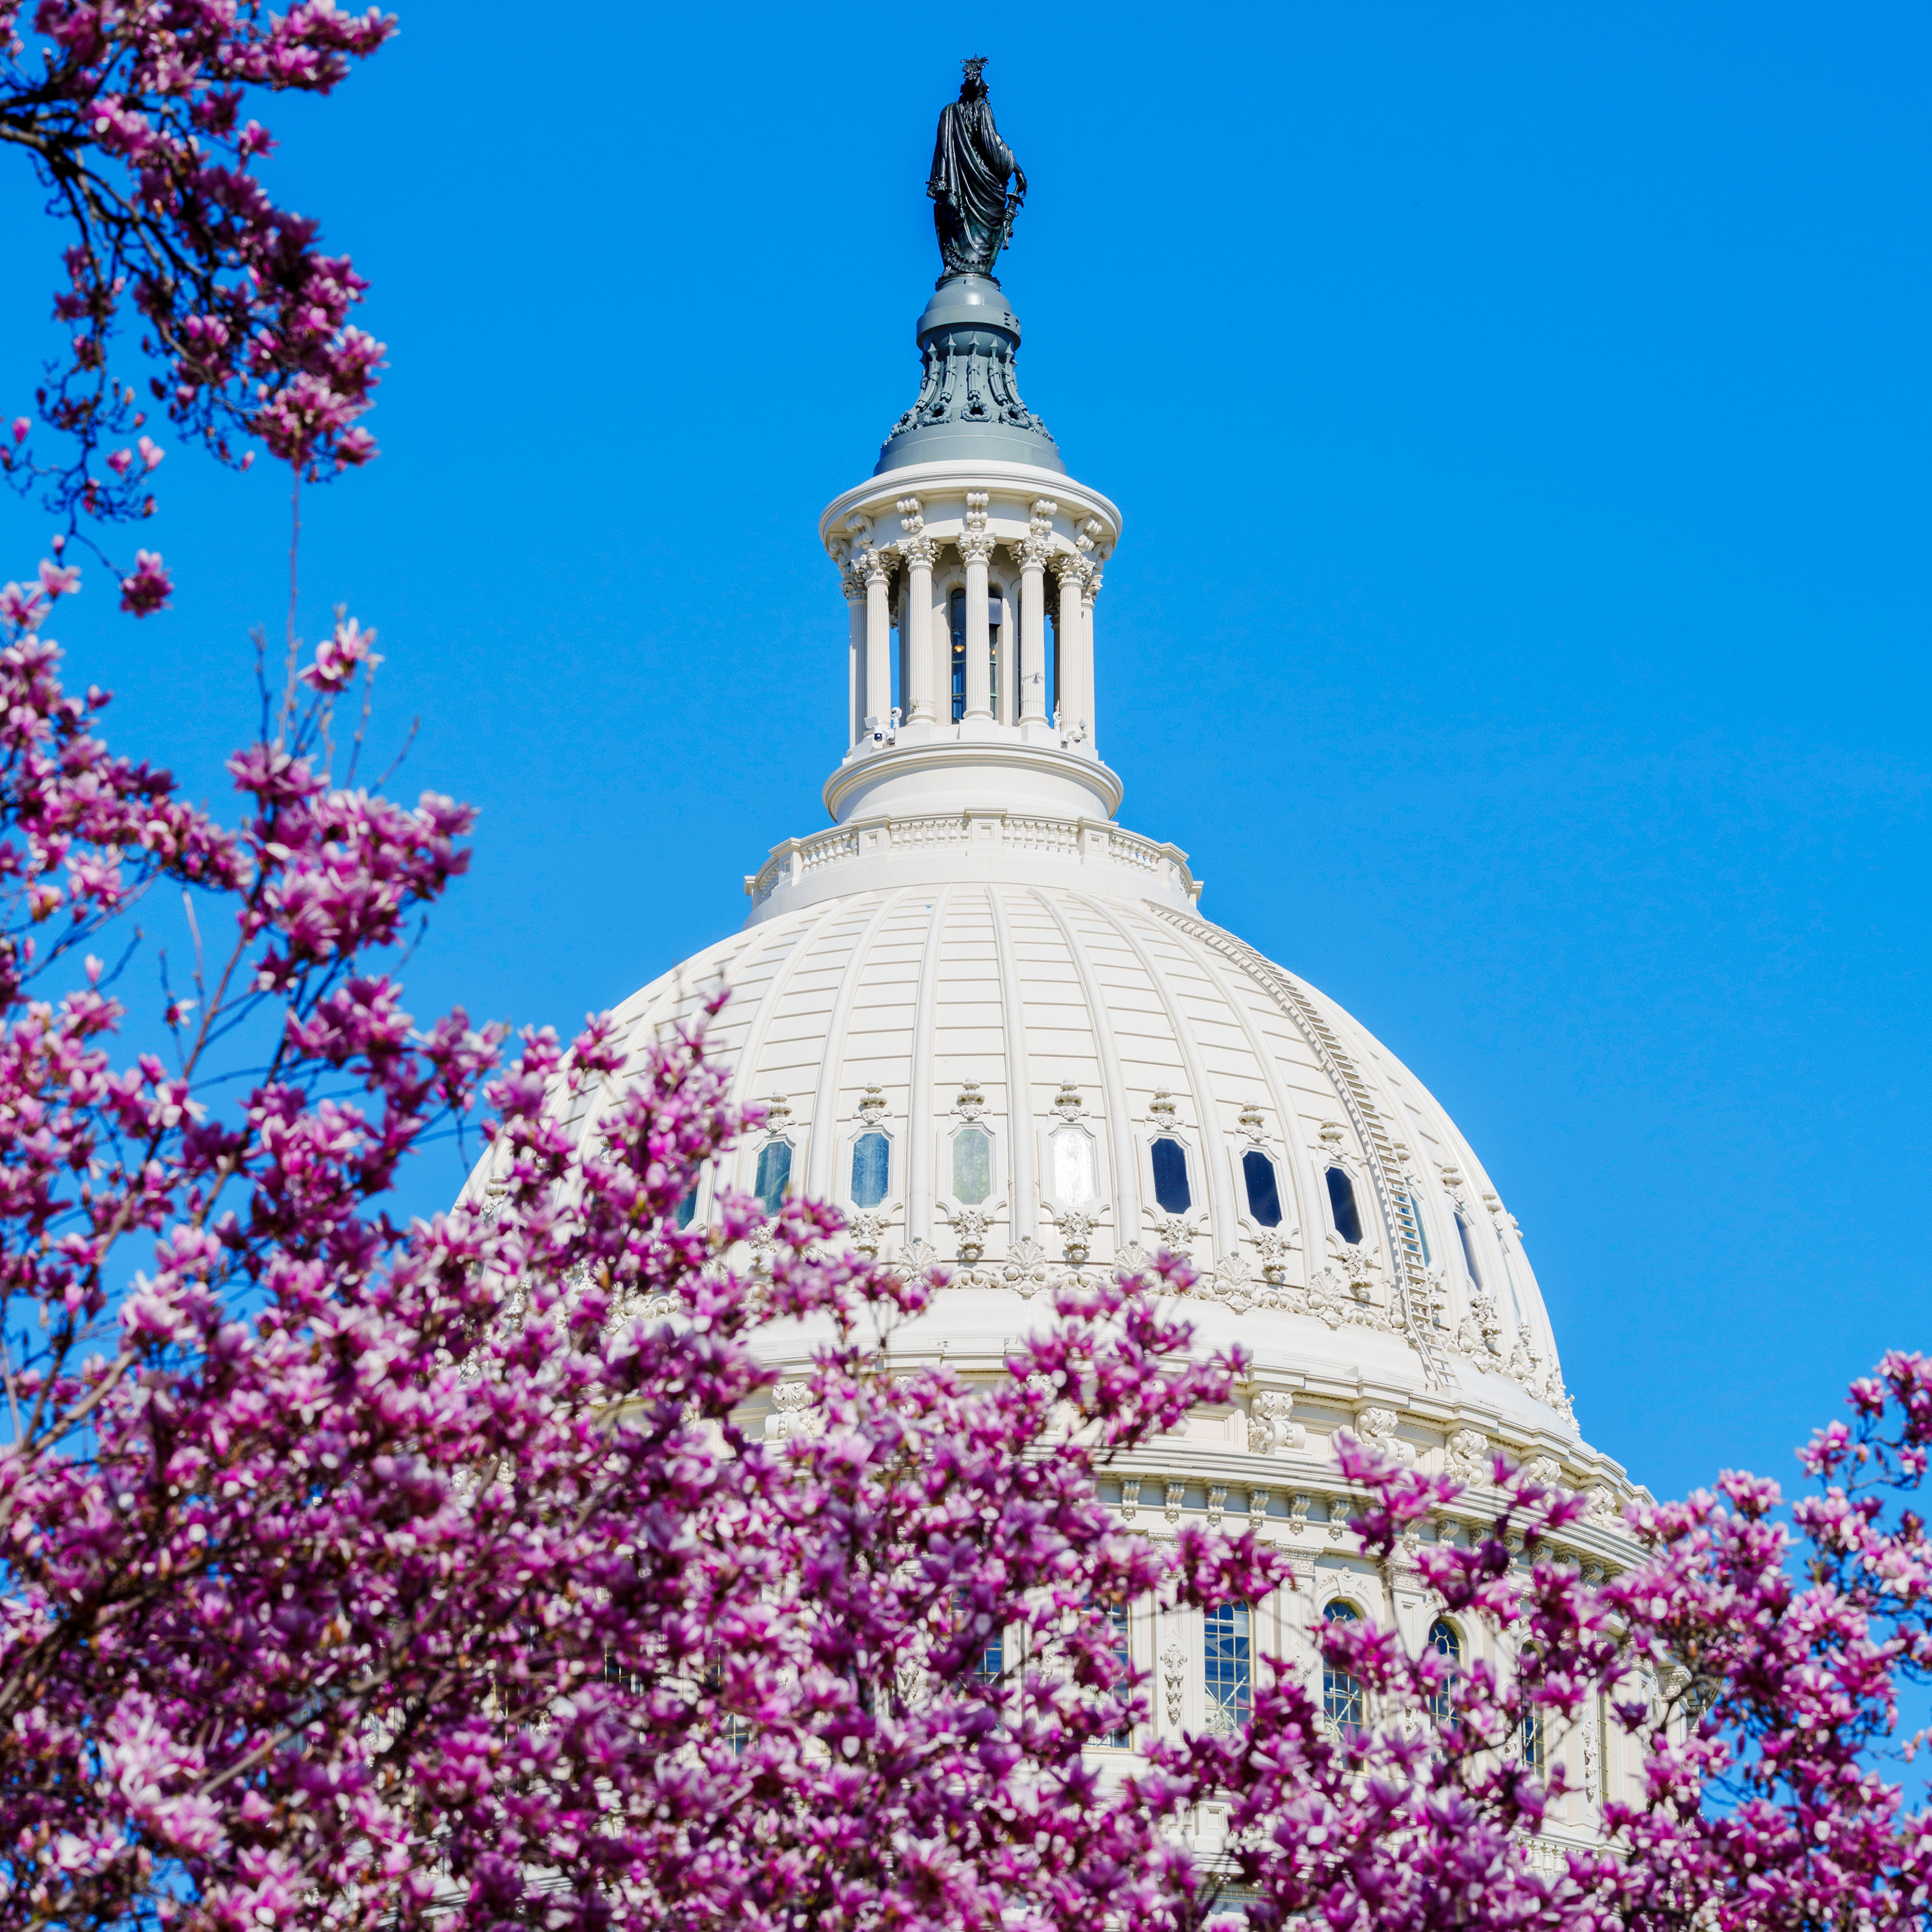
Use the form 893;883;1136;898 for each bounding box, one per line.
1203;1602;1251;1733
754;1141;791;1217
952;1125;992;1205
1151;1137;1191;1214
1242;1149;1283;1227
850;1130;889;1208
1326;1167;1364;1245
673;1187;698;1229
1456;1212;1483;1289
1106;1600;1132;1745
1522;1707;1546;1774
1323;1601;1364;1740
1428;1618;1461;1721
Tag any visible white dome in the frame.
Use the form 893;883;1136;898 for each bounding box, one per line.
557;868;1592;1454
497;278;1644;1520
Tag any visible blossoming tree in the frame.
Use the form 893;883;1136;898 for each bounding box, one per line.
2;15;1930;1932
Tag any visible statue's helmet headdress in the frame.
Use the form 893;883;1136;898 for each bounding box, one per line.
960;55;988;96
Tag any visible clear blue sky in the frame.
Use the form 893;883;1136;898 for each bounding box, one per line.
0;2;1925;1507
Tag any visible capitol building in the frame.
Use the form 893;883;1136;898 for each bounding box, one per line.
516;67;1649;1861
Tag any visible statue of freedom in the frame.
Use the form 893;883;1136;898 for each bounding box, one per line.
926;58;1027;282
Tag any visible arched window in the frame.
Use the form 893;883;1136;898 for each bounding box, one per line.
673;1186;698;1230
948;587;966;722
952;1124;992;1204
947;585;1006;722
1049;1124;1096;1207
1323;1601;1364;1740
1242;1149;1284;1227
850;1130;889;1209
1151;1136;1191;1214
1203;1601;1251;1734
1427;1618;1461;1721
1326;1167;1364;1245
754;1141;792;1217
1455;1211;1483;1289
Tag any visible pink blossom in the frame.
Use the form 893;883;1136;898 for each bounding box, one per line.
298;611;381;692
117;548;171;616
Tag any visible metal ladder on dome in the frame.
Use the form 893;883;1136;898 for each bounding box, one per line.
1148;905;1454;1391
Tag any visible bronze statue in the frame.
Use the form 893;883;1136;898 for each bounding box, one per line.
927;57;1027;282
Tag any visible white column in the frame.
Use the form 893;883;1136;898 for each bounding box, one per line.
1053;553;1090;745
858;549;892;731
1080;563;1102;753
1018;539;1048;723
844;569;866;747
902;536;935;722
960;495;994;722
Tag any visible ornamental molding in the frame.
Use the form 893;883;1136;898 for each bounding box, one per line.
1247;1392;1307;1457
1159;1641;1187;1725
1350;1405;1417;1469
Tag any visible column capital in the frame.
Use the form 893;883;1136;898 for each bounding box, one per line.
1017;534;1053;572
852;545;894;590
841;564;865;603
900;532;938;570
1051;548;1089;589
958;529;996;567
1083;565;1104;606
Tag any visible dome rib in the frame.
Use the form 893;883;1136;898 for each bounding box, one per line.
905;889;953;1253
986;887;1037;1244
1026;886;1141;1236
804;891;911;1199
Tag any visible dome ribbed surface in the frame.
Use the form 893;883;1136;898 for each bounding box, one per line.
557;880;1576;1437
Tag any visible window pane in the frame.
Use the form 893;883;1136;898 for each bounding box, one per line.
1050;1126;1094;1207
850;1130;889;1208
1323;1601;1364;1739
673;1187;698;1229
1428;1618;1461;1721
1203;1601;1251;1734
1151;1137;1191;1214
1456;1212;1483;1289
1106;1601;1132;1745
1326;1167;1364;1245
1242;1149;1283;1227
952;1125;992;1205
754;1141;792;1217
956;1590;1001;1684
950;589;966;722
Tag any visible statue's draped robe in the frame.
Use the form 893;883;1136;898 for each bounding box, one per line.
927;94;1017;277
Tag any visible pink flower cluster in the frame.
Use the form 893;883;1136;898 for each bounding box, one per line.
0;0;394;548
0;560;1927;1932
